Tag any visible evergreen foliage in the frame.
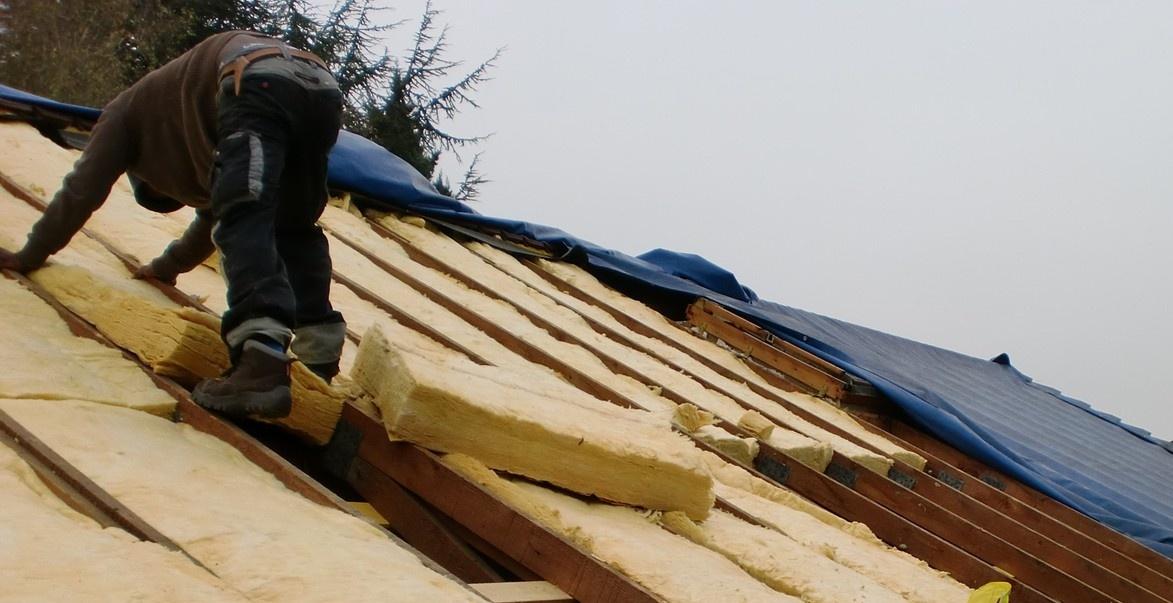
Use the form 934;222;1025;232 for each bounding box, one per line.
0;0;498;199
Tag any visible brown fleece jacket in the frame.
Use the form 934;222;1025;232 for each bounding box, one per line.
15;31;299;273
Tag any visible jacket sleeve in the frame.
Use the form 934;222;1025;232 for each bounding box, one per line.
15;106;132;269
149;209;216;277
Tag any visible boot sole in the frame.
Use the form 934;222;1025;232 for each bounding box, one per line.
192;385;293;419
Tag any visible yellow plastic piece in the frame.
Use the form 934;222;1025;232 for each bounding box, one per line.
969;581;1011;603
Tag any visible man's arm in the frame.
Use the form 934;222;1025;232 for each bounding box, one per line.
136;210;216;283
13;107;132;271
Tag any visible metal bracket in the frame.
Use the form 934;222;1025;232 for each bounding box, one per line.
887;467;918;489
825;462;858;488
936;470;966;491
979;473;1007;491
754;455;790;485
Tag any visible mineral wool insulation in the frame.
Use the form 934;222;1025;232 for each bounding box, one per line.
375;213;908;474
0;181;348;444
719;481;972;603
0;444;248;602
443;453;795;603
1;120;973;599
1;398;483;603
0;118;928;471
0;275;176;414
530;254;927;470
353;323;716;520
661;510;907;603
370;211;919;473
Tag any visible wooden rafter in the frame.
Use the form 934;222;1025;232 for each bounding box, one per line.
882;417;1173;581
409;245;1171;598
333;220;1121;602
0;265;483;595
333;403;658;603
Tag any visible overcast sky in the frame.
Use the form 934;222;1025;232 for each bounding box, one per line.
365;1;1172;441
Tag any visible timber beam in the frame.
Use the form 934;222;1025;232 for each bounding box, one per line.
324;227;1128;603
1;269;484;595
333;403;658;603
880;417;1173;581
345;216;1173;602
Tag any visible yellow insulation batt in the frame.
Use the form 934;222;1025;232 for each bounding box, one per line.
31;263;229;386
442;454;796;603
2;125;356;441
322;209;683;416
717;482;972;603
672;404;760;466
692;424;760;466
376;214;892;473
0;398;484;603
0;441;247;595
0;122;925;468
0;276;176;414
738;409;833;471
332;290;656;426
661;510;906;603
700;451;874;537
0;122;228;312
529;255;926;469
0;188;176;307
353;324;715;520
25;262;346;444
0;444;248;602
327;209;837;473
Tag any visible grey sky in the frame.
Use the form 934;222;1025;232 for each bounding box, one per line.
366;1;1172;441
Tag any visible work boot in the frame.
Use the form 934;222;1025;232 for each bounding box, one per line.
193;339;292;418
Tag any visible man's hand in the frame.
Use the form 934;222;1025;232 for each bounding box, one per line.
0;247;27;273
133;261;178;285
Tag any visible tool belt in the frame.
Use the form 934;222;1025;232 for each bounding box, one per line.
218;46;330;96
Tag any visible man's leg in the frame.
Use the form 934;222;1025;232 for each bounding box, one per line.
194;76;304;417
278;86;346;382
281;225;346;382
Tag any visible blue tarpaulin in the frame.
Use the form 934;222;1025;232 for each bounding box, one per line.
0;84;102;121
5;83;1172;558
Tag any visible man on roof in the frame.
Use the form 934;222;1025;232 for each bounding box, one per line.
0;31;346;419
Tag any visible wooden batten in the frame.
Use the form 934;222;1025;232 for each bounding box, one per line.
327;224;1132;602
688;431;1055;603
686;298;853;399
0;398;188;556
4;269;485;595
345;456;504;584
335;403;660;603
353;217;1173;602
674;293;1173;596
882;417;1173;582
0;172;214;313
864;417;1173;594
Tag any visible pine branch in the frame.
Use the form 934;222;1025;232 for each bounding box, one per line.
453;152;488;203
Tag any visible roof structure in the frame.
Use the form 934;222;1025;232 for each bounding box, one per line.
1;85;1172;603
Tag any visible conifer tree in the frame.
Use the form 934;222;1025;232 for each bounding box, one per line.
1;0;499;199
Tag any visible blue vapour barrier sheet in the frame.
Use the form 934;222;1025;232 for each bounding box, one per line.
5;83;1172;558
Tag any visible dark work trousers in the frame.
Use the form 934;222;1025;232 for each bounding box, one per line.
210;64;344;360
